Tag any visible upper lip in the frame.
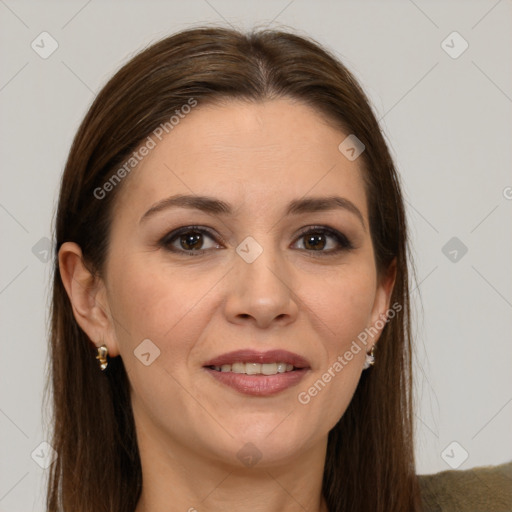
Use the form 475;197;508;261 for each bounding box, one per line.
203;349;310;369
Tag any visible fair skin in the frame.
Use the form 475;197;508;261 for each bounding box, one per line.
59;98;395;512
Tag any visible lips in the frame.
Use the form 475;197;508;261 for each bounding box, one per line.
203;349;310;369
202;349;311;396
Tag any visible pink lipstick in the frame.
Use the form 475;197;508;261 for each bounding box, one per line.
203;349;310;397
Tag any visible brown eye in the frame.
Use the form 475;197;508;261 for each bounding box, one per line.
161;226;221;255
293;227;353;253
179;231;204;250
303;232;327;251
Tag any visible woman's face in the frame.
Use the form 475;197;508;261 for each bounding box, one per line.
99;98;394;467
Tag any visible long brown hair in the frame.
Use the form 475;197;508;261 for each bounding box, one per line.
47;26;421;511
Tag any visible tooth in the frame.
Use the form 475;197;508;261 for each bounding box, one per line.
276;362;287;373
213;362;297;374
246;363;262;375
231;362;245;373
261;363;278;375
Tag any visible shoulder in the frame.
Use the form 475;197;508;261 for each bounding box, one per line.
418;461;512;512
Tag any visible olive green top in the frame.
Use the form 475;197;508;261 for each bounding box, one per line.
419;461;512;512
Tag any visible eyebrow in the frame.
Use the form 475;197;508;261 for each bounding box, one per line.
140;194;366;230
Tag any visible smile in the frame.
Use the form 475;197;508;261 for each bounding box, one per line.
206;362;295;375
202;349;311;396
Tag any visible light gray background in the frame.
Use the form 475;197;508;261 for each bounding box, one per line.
1;0;511;510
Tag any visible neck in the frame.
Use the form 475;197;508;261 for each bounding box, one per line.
133;415;329;512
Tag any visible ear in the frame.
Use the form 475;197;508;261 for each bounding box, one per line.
58;242;120;357
368;257;397;347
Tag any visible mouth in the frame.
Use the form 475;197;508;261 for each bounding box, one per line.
202;349;310;396
205;361;298;375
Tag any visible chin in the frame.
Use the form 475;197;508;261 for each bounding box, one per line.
212;420;317;468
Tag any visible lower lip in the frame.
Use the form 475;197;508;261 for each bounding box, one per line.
203;367;309;396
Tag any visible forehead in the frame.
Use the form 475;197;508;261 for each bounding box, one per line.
112;98;368;221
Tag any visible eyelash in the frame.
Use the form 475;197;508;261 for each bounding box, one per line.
159;225;354;257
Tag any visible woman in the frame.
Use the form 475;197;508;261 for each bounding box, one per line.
48;26;421;511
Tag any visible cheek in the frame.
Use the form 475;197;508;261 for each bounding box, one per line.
301;264;376;351
107;254;226;357
106;256;224;427
293;265;376;426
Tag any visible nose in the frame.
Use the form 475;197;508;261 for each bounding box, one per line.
222;242;299;329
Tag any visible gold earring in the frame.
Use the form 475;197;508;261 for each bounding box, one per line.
363;345;375;370
96;344;108;371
